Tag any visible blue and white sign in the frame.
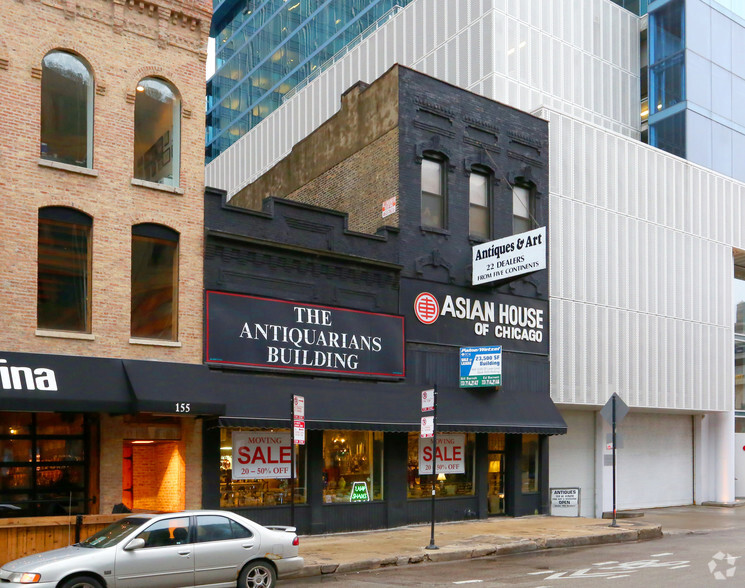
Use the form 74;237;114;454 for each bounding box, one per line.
459;346;502;388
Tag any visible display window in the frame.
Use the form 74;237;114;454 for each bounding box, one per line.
219;428;306;507
521;434;540;493
0;412;89;516
406;432;475;499
322;431;383;503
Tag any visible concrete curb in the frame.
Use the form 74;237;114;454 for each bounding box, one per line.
294;525;662;578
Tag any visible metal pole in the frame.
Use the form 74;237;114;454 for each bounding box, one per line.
610;395;618;528
426;385;439;550
290;395;295;528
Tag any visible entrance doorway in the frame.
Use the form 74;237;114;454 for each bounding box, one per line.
487;433;505;515
122;440;185;512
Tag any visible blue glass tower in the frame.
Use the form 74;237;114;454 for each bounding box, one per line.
206;0;414;162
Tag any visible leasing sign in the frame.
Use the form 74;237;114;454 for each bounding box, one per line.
472;227;546;285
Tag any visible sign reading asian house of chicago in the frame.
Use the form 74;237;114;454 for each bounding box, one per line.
205;291;405;378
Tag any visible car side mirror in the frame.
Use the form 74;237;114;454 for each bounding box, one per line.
124;538;145;551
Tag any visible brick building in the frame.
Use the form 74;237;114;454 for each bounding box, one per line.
0;0;214;519
204;66;564;533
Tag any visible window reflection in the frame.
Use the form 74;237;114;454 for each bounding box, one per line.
323;431;383;503
219;428;306;508
469;171;490;240
37;208;91;333
41;50;93;167
131;224;178;340
406;433;475;499
421;157;446;229
134;78;180;187
521;434;539;494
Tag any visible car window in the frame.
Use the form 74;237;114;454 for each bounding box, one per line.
230;519;252;539
196;515;252;543
137;517;190;548
80;517;150;548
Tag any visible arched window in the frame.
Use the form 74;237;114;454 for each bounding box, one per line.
37;207;92;332
420;153;447;229
131;223;179;340
134;78;180;187
513;184;536;234
469;168;491;240
40;51;93;168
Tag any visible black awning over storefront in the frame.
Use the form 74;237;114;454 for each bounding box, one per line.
0;351;224;416
123;359;225;415
215;371;566;435
0;351;132;413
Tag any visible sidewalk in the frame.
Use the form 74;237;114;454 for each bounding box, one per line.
294;515;662;578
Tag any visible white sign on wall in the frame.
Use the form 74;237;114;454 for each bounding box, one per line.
382;196;397;218
472;227;546;285
232;431;292;480
418;433;466;475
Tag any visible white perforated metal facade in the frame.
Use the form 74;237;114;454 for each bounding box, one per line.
543;108;743;412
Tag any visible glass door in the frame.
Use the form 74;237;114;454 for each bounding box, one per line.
487;433;505;515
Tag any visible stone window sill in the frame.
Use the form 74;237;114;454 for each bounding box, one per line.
131;178;184;195
35;329;95;340
129;337;182;347
38;159;99;177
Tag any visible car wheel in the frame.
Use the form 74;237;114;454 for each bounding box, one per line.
238;560;277;588
58;576;104;588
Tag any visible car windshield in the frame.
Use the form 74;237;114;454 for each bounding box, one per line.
79;517;150;548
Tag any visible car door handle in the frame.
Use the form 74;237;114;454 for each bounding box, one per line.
178;551;191;557
241;543;255;549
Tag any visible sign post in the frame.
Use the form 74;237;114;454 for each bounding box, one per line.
600;393;629;528
291;395;305;528
421;387;439;550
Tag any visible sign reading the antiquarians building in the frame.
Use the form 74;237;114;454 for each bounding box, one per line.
418;434;466;475
403;280;548;355
206;291;405;378
472;227;546;285
232;431;292;480
459;346;502;387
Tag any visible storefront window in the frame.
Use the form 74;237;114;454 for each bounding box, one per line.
521;434;540;493
219;428;306;508
406;432;475;499
322;431;383;503
0;413;88;516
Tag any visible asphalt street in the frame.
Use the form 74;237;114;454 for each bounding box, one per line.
282;506;745;587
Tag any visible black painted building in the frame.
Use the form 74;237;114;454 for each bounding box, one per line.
202;65;565;534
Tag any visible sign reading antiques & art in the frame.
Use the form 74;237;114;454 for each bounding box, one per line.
206;291;405;378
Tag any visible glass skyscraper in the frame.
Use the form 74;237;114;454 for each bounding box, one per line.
207;0;415;162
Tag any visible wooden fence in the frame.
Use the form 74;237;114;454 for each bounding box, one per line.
0;514;130;566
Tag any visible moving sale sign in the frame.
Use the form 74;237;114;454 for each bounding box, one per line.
418;433;466;475
232;431;292;479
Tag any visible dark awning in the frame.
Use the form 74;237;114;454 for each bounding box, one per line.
123;360;225;415
214;371;566;435
0;351;132;413
0;351;224;416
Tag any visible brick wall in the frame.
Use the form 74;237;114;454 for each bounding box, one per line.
0;0;210;362
99;415;202;513
288;128;399;234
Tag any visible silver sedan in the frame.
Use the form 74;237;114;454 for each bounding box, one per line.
0;510;303;588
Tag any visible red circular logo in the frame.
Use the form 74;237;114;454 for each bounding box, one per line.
414;292;440;324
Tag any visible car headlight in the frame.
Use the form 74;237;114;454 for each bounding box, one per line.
7;572;41;583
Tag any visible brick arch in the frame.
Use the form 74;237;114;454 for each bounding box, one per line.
31;39;108;90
